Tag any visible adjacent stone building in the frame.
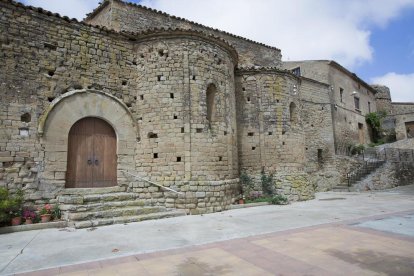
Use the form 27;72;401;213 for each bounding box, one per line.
0;0;412;226
283;60;378;153
372;85;414;140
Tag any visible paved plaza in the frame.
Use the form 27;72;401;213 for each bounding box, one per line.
1;185;414;275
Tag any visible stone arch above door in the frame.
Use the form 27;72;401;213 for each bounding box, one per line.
38;89;138;187
38;89;139;139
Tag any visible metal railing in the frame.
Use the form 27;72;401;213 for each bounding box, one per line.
346;160;385;186
346;147;414;187
122;170;183;195
377;148;414;162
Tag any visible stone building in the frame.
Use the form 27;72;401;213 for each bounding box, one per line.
283;60;378;153
372;85;414;140
0;0;317;227
283;60;414;147
0;0;412;227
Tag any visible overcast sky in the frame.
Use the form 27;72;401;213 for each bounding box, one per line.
19;0;414;102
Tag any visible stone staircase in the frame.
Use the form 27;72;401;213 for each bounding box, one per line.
332;183;352;192
333;148;386;192
58;186;186;228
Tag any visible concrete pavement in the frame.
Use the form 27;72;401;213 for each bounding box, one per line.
1;185;414;275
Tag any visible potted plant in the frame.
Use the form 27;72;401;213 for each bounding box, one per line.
10;209;22;226
38;204;52;223
238;194;245;204
0;189;24;226
51;205;61;221
23;209;36;224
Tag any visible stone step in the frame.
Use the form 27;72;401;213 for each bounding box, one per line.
67;206;167;221
58;192;139;205
59;199;147;213
332;185;350;192
82;192;138;203
72;210;187;229
60;186;126;196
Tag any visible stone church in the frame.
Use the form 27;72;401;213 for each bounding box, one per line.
1;0;413;228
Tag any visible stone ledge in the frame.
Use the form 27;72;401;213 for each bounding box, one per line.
229;202;270;210
0;221;68;234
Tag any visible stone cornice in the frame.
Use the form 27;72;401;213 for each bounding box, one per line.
236;66;299;79
125;28;238;64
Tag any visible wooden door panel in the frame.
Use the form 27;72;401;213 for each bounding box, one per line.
66;117;117;188
93;134;116;187
67;118;95;188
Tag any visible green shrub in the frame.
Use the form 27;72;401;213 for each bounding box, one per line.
52;205;61;220
270;195;289;205
351;144;365;155
240;171;254;198
366;112;386;143
261;172;274;196
0;188;24;225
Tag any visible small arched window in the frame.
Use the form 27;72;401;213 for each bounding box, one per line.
206;84;217;125
290;102;297;124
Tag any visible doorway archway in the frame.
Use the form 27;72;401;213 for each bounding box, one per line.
66;117;117;188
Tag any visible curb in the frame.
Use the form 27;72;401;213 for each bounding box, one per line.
0;221;68;234
229;202;270;209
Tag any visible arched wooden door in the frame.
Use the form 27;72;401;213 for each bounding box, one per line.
66;117;117;188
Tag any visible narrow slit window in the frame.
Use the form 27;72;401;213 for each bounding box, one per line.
318;149;323;163
206;84;217;125
289;102;297;124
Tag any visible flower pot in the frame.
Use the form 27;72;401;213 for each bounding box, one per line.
238;199;245;204
40;214;51;223
11;217;22;226
25;218;33;225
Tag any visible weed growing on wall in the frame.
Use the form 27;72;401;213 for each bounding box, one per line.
261;172;274;195
240;171;254;197
366;111;386;143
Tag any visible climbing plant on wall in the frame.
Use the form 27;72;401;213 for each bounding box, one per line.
366;111;386;143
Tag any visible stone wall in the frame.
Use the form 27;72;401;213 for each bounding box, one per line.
283;61;330;83
329;64;376;149
373;85;414;141
391;103;414;140
284;60;377;152
355;162;414;191
300;78;339;191
373;85;393;115
235;68;314;200
382;138;414;150
85;0;282;68
0;0;240;212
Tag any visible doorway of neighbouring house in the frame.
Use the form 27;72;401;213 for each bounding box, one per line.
66;117;117;188
358;123;365;144
405;121;414;138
